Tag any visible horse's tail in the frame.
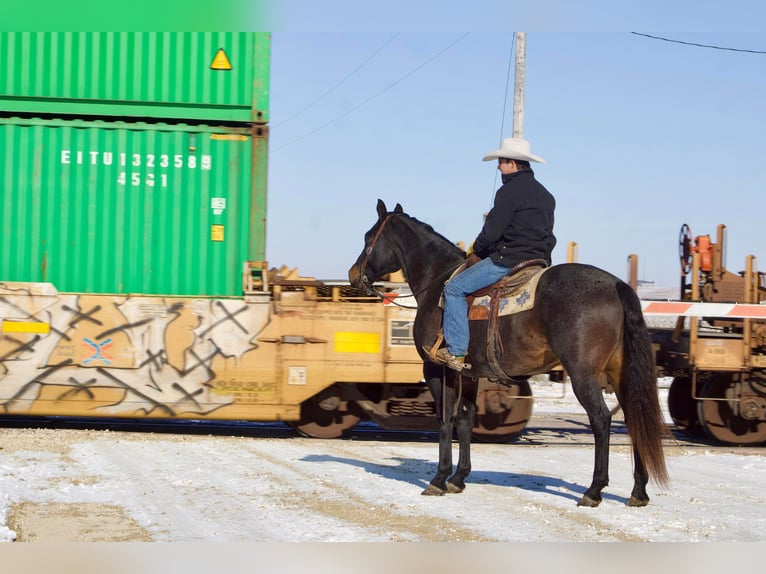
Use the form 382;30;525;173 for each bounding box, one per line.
616;281;670;488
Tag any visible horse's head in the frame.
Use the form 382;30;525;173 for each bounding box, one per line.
349;199;404;292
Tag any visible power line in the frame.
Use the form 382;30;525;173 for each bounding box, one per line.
273;33;400;129
631;32;766;54
273;33;471;153
492;33;516;198
498;33;515;146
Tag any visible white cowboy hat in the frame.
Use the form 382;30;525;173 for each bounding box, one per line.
482;137;545;163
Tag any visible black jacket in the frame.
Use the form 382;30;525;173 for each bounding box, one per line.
472;169;556;268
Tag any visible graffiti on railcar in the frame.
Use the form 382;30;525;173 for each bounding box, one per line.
0;282;275;417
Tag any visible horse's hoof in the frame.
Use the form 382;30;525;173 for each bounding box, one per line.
627;496;649;507
446;482;465;494
577;495;601;507
421;484;446;496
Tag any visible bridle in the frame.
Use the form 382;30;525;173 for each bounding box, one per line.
358;213;396;294
357;212;461;309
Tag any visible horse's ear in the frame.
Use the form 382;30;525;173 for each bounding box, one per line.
376;199;387;220
393;203;404;214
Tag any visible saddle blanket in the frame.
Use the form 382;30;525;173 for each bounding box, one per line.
468;266;547;320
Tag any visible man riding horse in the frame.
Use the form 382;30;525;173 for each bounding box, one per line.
429;137;556;372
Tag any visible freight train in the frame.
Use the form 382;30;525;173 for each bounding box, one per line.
0;32;532;442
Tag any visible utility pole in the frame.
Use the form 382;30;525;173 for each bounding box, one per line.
512;32;526;138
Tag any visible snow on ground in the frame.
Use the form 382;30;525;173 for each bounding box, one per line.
0;378;765;545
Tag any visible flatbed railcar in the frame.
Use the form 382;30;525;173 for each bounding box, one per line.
0;270;532;442
641;224;766;445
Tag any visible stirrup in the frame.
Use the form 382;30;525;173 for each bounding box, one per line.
425;332;445;363
423;344;471;372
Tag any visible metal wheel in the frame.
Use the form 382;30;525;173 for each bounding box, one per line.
667;376;704;436
472;378;533;443
290;384;360;439
697;374;766;445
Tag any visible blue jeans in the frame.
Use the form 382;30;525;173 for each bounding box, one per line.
442;257;510;356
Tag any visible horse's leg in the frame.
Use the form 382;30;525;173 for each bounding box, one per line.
570;375;612;507
422;367;454;496
627;446;650;507
447;378;477;493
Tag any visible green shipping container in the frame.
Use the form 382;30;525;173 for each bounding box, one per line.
0;32;270;124
0;117;267;296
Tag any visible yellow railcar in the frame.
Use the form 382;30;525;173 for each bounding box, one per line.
0;264;531;442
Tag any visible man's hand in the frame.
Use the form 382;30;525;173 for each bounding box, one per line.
466;253;481;267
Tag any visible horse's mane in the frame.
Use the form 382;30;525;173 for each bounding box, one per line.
400;212;466;258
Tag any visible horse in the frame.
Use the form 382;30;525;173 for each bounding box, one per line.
349;199;669;507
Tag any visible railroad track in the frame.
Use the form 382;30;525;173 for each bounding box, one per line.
0;412;761;455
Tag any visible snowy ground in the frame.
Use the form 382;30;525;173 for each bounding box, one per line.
1;379;765;549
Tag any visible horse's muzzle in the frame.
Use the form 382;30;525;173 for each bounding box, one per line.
348;264;363;289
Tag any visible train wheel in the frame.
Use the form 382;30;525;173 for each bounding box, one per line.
472;379;533;443
667;376;704;436
697;375;766;445
290;384;361;439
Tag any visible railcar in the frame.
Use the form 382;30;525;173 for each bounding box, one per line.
0;32;533;441
644;224;766;445
0;266;533;441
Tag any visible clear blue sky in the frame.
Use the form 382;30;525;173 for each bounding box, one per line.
266;30;766;290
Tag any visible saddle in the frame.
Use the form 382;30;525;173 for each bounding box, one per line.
442;258;547;313
435;258;548;380
467;260;547;320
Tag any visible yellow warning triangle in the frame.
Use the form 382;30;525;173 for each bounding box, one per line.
210;48;232;71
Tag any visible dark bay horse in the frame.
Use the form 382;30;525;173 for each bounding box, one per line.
349;200;669;507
